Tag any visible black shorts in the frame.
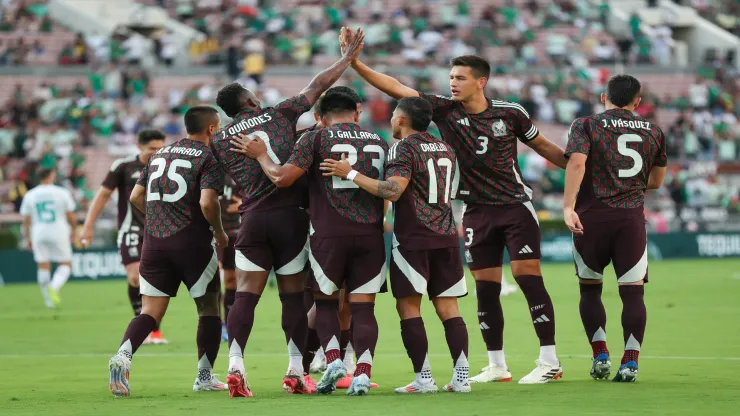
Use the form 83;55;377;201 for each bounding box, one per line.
390;243;466;299
118;230;143;266
217;231;238;270
572;217;648;283
139;244;220;298
309;233;386;295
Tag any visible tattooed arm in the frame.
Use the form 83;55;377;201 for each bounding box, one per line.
319;156;409;202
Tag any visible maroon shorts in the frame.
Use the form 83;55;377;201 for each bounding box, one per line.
139;244;220;298
118;229;143;266
572;217;648;283
217;231;238;270
235;206;309;275
462;202;541;270
309;233;386;295
390;243;467;299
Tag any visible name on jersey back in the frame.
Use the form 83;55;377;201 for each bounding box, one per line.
157;146;204;157
226;114;273;136
420;143;449;152
602;119;651;130
330;130;383;141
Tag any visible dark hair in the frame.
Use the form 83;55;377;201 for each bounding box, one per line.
396;97;433;131
137;129;165;145
184;106;219;134
318;92;358;117
216;82;247;118
607;74;642;108
450;55;491;79
38;168;55;181
314;87;361;116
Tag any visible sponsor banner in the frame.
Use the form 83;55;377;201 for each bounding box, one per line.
0;249;125;284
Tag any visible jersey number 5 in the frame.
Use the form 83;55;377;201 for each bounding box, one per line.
330;144;386;189
617;134;643;178
147;158;192;203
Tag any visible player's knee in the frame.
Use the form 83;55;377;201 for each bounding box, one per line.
579;278;603;285
510;259;542;277
141;296;169;322
307;303;316;326
431;297;460;321
618;280;644;287
195;292;220;316
471;267;503;282
349;293;376;304
223;269;237;289
240;270;269;294
395;296;422;320
276;271;305;293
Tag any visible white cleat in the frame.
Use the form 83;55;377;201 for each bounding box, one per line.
518;360;563;384
347;373;371;396
442;379;471;393
394;379;439;394
316;359;347;394
310;348;327;374
142;335;154;345
108;354;131;397
469;364;513;383
193;373;228;391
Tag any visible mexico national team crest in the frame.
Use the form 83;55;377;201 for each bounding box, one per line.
492;119;507;137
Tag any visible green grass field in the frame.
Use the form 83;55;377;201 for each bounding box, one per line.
2;259;740;415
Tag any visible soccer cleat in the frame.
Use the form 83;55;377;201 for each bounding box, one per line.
518;360;563;384
346;373;371;396
283;369;313;394
590;353;612;380
442;378;471;393
316;358;347;394
469;364;513;383
394;379;439;394
336;374;380;389
226;370;253;397
108;354;131;398
612;361;638;382
47;286;61;307
303;374;317;394
150;330;168;345
310;348;327;373
193;373;228;391
221;324;228;343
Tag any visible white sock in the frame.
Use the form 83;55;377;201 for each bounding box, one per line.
117;339;133;361
287;338;303;373
228;340;245;374
539;345;559;367
488;350;507;368
37;269;51;304
453;352;470;384
198;355;213;381
50;265;71;293
415;354;433;384
343;341;355;371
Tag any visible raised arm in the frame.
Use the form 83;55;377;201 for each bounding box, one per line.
79;187;113;247
300;27;366;105
319;154;409;202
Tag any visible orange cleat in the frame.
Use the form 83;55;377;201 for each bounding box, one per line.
150;330;169;345
336;374;378;389
303;374;317;394
283;371;314;394
227;370;253;398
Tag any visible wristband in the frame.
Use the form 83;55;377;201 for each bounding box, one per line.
347;170;359;181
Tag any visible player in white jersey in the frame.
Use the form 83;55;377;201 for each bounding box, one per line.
20;168;77;308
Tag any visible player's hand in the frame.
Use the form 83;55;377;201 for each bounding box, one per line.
79;226;94;249
214;230;229;248
320;153;353;179
230;133;267;159
564;207;584;235
340;27;364;62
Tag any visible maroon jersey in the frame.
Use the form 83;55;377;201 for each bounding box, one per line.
565;108;667;221
419;94;539;205
211;95;312;214
287;123;389;237
385;132;460;249
102;155;146;232
136;139;224;250
220;176;241;233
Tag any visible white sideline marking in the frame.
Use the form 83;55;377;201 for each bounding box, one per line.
1;352;739;361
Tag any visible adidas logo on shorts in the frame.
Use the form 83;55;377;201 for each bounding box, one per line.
518;245;534;254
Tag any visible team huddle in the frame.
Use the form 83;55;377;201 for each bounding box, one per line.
20;27;666;399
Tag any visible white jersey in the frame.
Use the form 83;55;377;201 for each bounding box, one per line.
20;184;76;243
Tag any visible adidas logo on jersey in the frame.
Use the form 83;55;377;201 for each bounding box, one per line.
518;245;534;254
533;314;551;323
457;118;470;127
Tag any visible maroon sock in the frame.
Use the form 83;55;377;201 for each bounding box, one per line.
619;285;646;364
443;316;469;367
350;303;377;378
579;283;609;358
303;286;314;312
226;292;261;355
339;329;351;361
515;275;556;346
119;314;157;356
127;284;142;316
315;299;341;363
475;281;504;351
303;327;320;375
400;317;428;373
280;292;308;363
223;289;236;325
197;315;221;380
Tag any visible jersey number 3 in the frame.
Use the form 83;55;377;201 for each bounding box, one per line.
617;134;643;178
147;158;192;203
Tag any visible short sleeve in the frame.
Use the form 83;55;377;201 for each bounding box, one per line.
200;153;225;192
565;118;591;156
275;94;312;123
384;141;413;180
63;190;76;212
102;158;125;190
654;129;668;167
19;194;31;216
136;163;149;187
419;93;456;113
287;131;317;171
510;104;539;142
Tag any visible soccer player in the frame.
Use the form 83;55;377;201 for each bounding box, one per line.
232;89;389;396
210;28;365;398
218;176;241;342
20;168;76;308
321;97;471;393
107;106;228;397
563;74;667;383
342;29;568;383
80;130;168;345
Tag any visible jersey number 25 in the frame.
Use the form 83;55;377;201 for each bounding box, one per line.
146;158;191;203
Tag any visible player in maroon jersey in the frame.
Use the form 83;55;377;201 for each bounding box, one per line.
218;176;241;342
80;130;169;345
342;28;568;383
231;90;389;396
563;74;667;383
107;106;228;397
211;29;365;398
321;97;471;393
